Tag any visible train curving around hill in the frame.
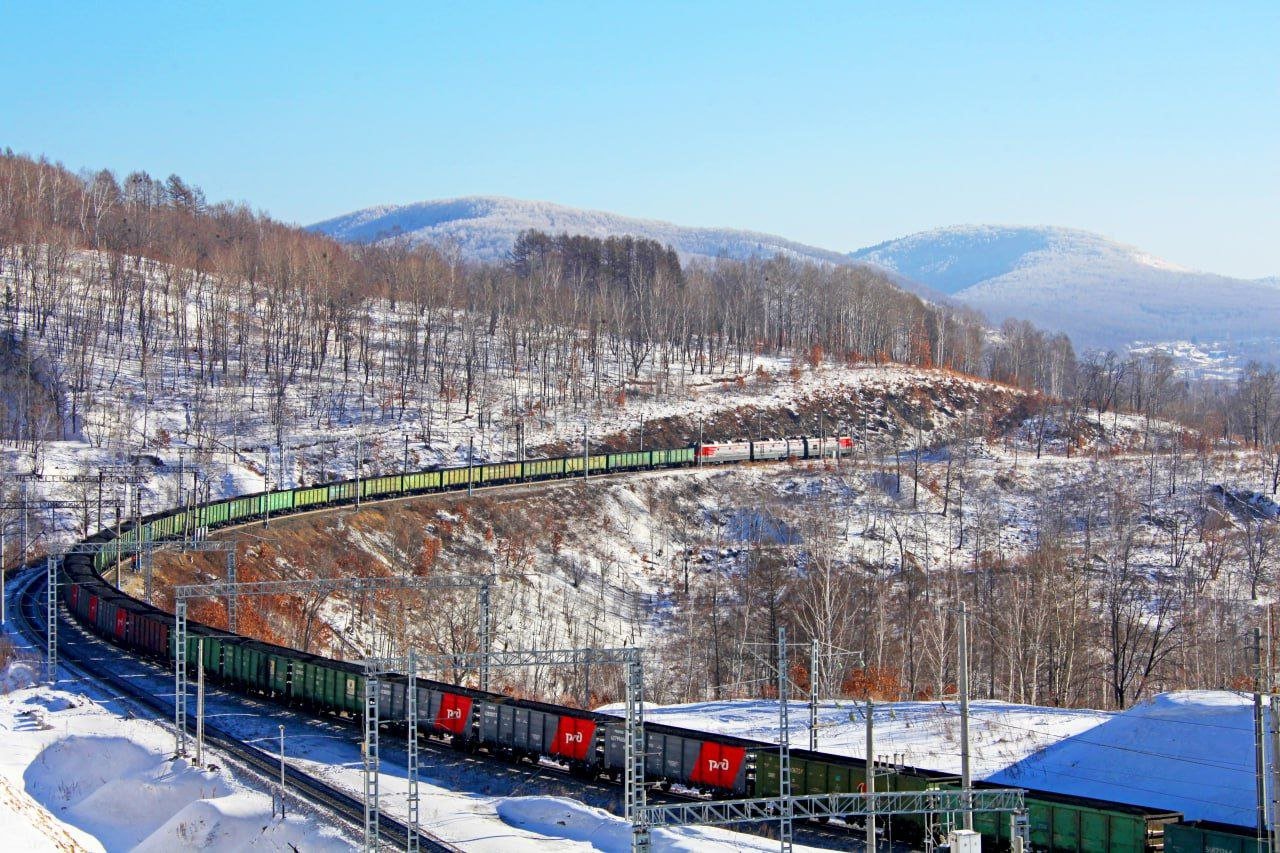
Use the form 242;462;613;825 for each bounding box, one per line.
44;435;1247;853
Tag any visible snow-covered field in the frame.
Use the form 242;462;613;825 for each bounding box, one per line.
0;662;352;851
603;691;1264;827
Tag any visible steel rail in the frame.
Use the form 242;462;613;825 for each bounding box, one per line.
7;564;460;853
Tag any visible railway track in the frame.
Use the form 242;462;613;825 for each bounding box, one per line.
8;561;866;851
7;563;461;853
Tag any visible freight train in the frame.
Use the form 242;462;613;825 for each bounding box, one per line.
45;436;1213;852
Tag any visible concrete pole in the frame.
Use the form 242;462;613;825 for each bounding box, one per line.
1;529;6;626
959;601;973;831
279;724;287;817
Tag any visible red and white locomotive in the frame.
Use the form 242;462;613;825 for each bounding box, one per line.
696;435;853;464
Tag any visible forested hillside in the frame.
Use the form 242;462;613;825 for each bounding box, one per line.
7;151;1280;717
0;152;1076;465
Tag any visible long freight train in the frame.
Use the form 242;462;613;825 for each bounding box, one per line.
39;436;1225;852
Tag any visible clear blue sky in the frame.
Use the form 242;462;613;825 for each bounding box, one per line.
3;2;1277;277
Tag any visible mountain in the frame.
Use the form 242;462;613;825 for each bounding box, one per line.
851;225;1280;351
315;199;1278;356
311;196;856;268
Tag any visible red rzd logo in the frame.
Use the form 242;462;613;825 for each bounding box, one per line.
564;732;584;743
446;709;462;719
708;758;730;771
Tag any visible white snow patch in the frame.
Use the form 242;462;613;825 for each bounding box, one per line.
496;795;831;852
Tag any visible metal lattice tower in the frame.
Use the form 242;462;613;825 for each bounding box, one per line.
224;549;237;632
809;639;818;752
174;598;188;755
45;557;57;683
93;529;234;607
626;652;649;853
363;667;380;851
478;582;491;691
362;655;423;853
406;649;420;853
141;540;153;603
777;626;792;853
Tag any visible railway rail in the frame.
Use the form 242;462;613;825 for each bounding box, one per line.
6;562;460;853
8;555;865;851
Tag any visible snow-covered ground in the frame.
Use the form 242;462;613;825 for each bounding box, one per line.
603;690;1265;827
1;569;839;851
0;675;834;852
601;697;1110;779
0;662;352;851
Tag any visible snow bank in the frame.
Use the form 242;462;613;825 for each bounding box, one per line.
599;697;1110;779
496;795;829;852
26;737;235;848
0;660;37;694
991;690;1263;826
611;692;1265;825
136;791;350;852
0;682;353;851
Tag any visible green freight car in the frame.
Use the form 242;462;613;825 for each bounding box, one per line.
972;784;1179;853
755;747;955;798
1164;821;1260;853
754;749;953;843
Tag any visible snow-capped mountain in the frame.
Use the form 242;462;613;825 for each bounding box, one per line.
311;196;854;267
851;225;1280;350
315;199;1277;356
